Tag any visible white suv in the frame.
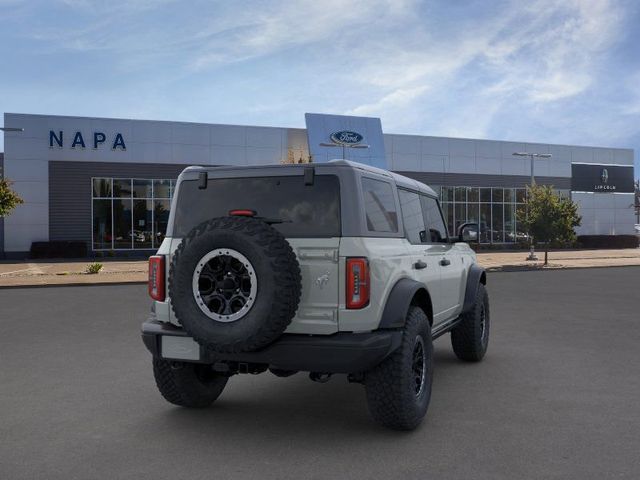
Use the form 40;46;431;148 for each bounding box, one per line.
142;160;489;430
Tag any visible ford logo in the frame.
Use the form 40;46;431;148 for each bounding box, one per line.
330;130;364;145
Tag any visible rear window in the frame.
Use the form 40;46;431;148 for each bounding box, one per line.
173;175;341;238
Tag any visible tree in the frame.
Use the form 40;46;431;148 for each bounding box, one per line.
519;185;581;265
0;178;24;217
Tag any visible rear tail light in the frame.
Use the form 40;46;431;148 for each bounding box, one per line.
229;209;256;217
148;255;165;301
346;257;369;309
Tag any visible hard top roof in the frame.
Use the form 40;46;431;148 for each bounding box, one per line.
183;160;437;197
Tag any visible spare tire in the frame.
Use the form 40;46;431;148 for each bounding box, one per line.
169;216;301;353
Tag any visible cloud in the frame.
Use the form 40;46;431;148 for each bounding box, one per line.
189;0;418;70
1;0;638;171
345;86;429;116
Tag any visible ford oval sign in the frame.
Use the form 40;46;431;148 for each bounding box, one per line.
330;130;364;146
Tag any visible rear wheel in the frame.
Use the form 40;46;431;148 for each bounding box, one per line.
451;283;490;362
152;359;228;408
364;306;433;430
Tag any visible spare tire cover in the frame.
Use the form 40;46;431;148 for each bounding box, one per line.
169;216;301;353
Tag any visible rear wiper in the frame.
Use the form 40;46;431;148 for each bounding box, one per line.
255;217;292;225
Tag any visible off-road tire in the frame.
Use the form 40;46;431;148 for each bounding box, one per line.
451;283;489;362
152;359;228;408
364;307;433;431
169;216;301;353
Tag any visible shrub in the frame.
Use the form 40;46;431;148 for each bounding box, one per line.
577;235;639;249
86;263;103;274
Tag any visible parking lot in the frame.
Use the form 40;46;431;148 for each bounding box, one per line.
1;267;639;479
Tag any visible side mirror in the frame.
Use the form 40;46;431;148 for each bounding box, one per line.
457;222;479;243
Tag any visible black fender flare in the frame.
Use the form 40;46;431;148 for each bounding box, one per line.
461;264;487;315
378;278;432;329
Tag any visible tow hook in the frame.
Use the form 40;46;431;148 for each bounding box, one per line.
309;372;332;383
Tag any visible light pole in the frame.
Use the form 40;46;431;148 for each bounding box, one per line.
512;151;552;261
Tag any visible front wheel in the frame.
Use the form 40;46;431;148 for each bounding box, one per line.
364;306;433;431
450;283;490;362
152;359;228;408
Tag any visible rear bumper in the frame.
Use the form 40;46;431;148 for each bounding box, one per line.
141;320;402;374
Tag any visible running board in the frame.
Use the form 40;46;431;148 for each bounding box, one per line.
432;316;462;339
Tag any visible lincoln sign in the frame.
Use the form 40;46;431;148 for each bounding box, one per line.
571;163;634;193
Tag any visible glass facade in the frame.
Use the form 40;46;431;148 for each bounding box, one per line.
436;186;527;244
436;185;570;243
92;178;174;250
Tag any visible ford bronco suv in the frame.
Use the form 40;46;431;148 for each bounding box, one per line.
141;160;489;430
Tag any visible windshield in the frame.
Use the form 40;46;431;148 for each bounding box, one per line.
172;174;341;238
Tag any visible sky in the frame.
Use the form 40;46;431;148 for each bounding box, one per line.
1;0;639;178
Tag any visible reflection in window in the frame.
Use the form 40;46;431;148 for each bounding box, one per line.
492;203;504;243
437;184;566;244
91;177;174;250
133;200;153;248
154;180;171;199
113;179;132;198
93;200;112;249
421;196;448;243
133;179;152;198
154;200;171;246
505;204;515;243
93;178;112;197
398;189;426;244
455;203;466;233
480;203;491;243
113;199;133;249
362;178;398;233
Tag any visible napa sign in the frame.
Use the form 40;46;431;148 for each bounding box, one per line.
49;130;126;150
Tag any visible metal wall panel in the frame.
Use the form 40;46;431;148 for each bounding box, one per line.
395;170;571;190
49;161;189;244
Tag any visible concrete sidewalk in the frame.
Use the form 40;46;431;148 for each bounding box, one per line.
478;248;640;271
1;248;639;287
0;259;148;287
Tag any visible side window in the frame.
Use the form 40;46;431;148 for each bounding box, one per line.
398;189;427;244
362;177;398;233
421;195;449;243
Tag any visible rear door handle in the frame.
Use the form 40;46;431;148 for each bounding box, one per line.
439;258;451;266
414;260;427;270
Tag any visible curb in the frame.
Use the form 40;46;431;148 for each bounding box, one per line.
484;264;640;273
0;280;147;289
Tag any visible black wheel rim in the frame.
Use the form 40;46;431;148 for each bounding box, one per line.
192;248;257;322
412;337;426;397
479;303;487;344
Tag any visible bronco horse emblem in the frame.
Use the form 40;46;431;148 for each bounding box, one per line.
315;272;330;289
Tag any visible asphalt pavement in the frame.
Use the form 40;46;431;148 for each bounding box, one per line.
1;268;639;479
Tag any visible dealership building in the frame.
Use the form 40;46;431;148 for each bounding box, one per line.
0;112;636;258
